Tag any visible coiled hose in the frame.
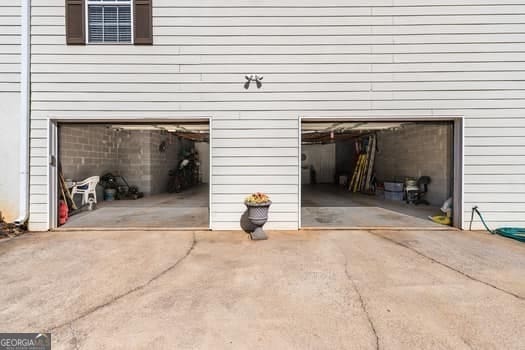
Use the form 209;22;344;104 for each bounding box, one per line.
470;206;525;243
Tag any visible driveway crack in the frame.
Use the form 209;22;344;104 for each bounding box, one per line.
367;231;524;301
338;244;380;350
69;324;80;350
47;231;198;333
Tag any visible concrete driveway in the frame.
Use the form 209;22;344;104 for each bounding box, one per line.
1;229;524;349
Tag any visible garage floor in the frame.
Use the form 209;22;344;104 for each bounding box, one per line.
302;184;444;228
61;184;209;229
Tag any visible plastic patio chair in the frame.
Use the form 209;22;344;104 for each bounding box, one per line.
71;176;100;207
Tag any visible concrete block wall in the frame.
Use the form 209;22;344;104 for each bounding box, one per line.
60;126;190;196
148;132;179;194
59;125;118;182
375;123;454;206
116;130;153;194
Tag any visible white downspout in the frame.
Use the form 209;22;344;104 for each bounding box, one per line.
15;0;30;226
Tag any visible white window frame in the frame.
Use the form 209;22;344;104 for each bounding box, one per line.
85;0;134;45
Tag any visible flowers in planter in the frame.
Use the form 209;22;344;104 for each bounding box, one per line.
245;192;270;205
244;192;272;240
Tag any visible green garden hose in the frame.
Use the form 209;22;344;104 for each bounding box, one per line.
470;206;525;243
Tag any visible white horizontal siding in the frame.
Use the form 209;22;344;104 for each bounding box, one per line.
0;1;21;90
29;0;525;230
0;1;21;221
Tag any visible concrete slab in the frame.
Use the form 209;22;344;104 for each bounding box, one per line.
61;207;208;229
302;184;443;228
62;184;209;228
302;206;440;228
1;229;524;349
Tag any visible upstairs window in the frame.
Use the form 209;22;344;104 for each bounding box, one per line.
66;0;151;45
87;0;132;44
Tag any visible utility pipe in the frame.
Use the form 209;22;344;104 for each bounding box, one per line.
15;0;30;226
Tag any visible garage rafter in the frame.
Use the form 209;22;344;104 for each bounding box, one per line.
301;121;410;145
108;123;210;142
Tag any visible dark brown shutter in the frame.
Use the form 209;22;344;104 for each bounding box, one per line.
134;0;153;45
65;0;85;45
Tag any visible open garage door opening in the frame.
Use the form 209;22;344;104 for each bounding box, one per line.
301;119;462;229
55;121;210;229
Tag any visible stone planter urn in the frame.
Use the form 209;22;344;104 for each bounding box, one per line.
244;193;272;240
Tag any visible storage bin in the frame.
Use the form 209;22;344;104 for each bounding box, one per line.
384;190;404;201
384;181;404;192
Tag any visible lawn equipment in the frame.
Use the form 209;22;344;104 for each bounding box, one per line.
100;173;144;200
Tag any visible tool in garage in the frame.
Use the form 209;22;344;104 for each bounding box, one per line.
100;173;144;200
58;167;77;210
363;134;376;192
349;135;377;193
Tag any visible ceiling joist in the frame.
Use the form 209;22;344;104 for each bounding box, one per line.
301;121;410;144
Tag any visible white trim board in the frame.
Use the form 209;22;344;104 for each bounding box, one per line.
299;115;465;230
48;117;213;231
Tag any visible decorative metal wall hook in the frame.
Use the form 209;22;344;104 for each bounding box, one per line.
244;74;264;89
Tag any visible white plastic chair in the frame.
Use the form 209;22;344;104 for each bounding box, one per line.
71;176;100;207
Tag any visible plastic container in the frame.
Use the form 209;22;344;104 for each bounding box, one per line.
384;181;404;192
384;190;404;201
104;188;117;201
405;179;417;187
59;200;68;225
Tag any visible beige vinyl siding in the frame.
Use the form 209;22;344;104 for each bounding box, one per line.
0;1;21;221
30;0;525;230
0;1;21;90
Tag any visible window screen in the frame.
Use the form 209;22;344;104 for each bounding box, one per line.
87;0;132;43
